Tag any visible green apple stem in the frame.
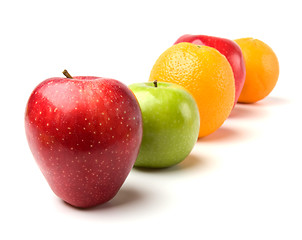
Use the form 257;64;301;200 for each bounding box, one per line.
153;80;158;88
62;69;73;79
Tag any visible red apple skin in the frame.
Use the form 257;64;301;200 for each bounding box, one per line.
25;76;143;208
174;34;246;105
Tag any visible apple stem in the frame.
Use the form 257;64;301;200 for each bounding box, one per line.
153;80;158;88
62;69;73;79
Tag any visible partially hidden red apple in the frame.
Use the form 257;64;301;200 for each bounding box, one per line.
174;34;246;105
25;70;143;208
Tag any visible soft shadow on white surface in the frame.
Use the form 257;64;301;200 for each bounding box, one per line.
55;185;146;212
229;103;267;119
230;96;291;119
200;126;241;142
133;153;210;174
200;124;257;144
93;186;145;211
201;96;292;143
177;153;208;170
258;96;291;106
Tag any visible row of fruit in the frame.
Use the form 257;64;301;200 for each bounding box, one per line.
24;34;279;208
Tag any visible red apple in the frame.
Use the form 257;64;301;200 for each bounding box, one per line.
174;34;246;105
25;71;143;208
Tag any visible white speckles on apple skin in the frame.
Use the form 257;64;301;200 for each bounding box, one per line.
25;77;143;208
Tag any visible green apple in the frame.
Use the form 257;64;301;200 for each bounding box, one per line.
129;81;200;168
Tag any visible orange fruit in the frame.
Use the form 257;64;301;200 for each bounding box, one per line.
149;42;235;138
234;38;279;103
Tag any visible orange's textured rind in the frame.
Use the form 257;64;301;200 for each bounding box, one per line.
234;38;279;103
149;42;235;137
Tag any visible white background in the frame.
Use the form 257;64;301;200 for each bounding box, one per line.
1;0;301;239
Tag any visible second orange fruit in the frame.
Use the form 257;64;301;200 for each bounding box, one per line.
234;38;279;103
149;42;235;138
